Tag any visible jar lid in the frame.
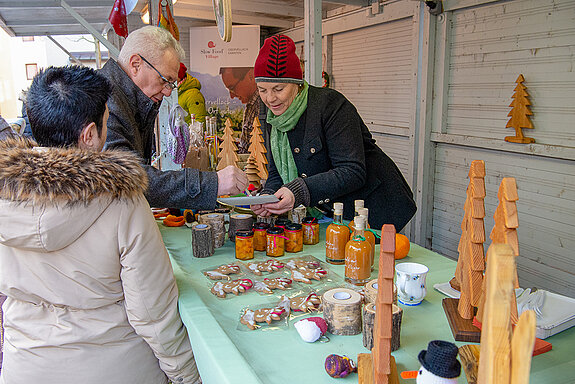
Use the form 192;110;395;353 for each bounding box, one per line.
285;223;302;231
275;218;292;227
253;222;271;230
302;216;318;224
236;230;254;237
266;226;284;235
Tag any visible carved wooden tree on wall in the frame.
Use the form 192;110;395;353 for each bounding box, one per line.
247;117;268;180
217;118;239;171
505;74;535;144
454;160;487;320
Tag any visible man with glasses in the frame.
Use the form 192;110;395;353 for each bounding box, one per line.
220;67;261;153
101;26;247;210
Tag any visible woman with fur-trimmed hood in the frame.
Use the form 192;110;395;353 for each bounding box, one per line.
0;67;200;384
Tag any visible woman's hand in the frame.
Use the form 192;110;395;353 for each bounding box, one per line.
251;204;271;217
260;187;295;215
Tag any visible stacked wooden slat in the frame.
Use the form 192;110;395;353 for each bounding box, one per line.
455;160;486;319
373;225;396;384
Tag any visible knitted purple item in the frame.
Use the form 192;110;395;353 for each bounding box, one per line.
325;354;356;378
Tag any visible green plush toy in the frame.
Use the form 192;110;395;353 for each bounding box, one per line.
178;74;207;124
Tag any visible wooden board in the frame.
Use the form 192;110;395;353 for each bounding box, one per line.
357;353;399;384
443;298;481;342
459;344;480;384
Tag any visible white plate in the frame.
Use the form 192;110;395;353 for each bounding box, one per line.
218;195;279;206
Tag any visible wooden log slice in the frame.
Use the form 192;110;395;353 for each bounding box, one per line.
191;223;214;258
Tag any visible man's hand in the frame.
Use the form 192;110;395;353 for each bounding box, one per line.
217;166;248;196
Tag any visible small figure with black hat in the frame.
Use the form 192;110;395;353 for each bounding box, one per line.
416;340;461;384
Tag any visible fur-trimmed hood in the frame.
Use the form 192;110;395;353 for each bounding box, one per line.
0;136;148;252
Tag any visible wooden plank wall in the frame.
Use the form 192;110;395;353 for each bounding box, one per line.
330;18;415;187
430;0;575;296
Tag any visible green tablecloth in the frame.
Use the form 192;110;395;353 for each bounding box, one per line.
159;224;575;384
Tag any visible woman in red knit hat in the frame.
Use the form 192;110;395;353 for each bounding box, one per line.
250;35;416;231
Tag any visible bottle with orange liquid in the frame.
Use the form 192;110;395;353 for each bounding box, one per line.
358;208;375;270
345;216;372;285
347;200;364;231
325;202;350;265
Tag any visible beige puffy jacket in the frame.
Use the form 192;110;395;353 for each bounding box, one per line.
0;138;199;384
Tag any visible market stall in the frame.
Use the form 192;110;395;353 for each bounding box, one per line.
158;223;575;384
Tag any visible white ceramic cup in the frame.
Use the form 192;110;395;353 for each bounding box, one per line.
395;262;428;306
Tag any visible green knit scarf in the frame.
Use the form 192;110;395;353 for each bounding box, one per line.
267;81;309;184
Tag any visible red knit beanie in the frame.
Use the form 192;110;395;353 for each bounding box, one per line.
254;35;303;84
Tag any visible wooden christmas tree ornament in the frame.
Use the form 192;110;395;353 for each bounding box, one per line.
358;224;399;384
505;74;535;144
247;117;268;180
244;155;261;189
443;160;486;342
217;118;239;170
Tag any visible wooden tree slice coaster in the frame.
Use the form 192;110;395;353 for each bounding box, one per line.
443;298;481;342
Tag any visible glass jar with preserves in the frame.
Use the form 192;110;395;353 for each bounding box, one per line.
326;202;350;264
235;230;254;260
302;217;320;245
285;223;303;253
275;218;291;229
266;226;285;257
252;222;270;252
345;216;372;286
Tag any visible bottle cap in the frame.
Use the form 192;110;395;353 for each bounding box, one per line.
354;216;366;230
333;202;344;214
354;200;364;211
236;230;254;238
358;207;369;218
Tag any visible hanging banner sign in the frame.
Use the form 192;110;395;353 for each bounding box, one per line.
188;25;260;118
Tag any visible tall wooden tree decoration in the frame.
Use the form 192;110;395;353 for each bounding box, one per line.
476;177;520;324
443;160;486;342
247;117;268;180
505;74;535;144
244;155;261;189
217;118;239;170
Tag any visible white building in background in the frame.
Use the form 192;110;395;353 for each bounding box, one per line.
0;29;107;119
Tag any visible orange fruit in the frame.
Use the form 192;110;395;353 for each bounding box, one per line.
394;233;410;259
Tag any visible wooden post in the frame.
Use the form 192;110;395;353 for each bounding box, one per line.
477;243;515;384
373;225;395;383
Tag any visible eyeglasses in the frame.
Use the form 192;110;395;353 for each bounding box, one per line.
138;54;178;91
227;74;246;94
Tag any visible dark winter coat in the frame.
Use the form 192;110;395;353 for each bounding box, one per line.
263;85;416;231
100;59;218;209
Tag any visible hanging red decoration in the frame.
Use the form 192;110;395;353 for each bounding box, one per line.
108;0;128;38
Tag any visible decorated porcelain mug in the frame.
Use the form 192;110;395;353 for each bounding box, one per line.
395;262;428;306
